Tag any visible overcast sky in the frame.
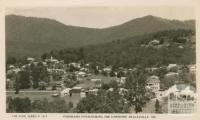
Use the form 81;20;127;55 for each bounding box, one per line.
6;7;195;28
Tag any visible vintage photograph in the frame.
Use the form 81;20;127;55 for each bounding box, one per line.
5;6;196;114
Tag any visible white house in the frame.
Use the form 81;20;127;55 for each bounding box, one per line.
80;92;86;98
45;56;59;63
166;84;196;97
188;64;196;74
149;39;160;46
88;88;99;95
69;62;81;69
12;68;21;74
146;75;160;92
165;72;179;77
167;84;196;114
8;65;15;69
103;67;112;73
27;57;35;62
108;88;114;92
60;88;71;97
77;71;87;77
167;64;178;71
119;88;128;95
116;77;126;85
91;79;101;82
90;79;102;88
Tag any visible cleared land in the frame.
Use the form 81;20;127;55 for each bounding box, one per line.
6;91;81;106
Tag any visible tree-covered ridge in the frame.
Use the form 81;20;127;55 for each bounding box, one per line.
6;15;195;58
41;29;195;68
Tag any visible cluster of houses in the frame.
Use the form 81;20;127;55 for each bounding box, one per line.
141;35;194;49
6;56;196;113
167;84;196;114
56;63;196;103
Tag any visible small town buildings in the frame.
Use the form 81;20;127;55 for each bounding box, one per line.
38;81;48;87
188;64;196;74
176;37;189;43
42;62;47;66
103;67;112;73
90;78;102;88
71;87;82;93
178;45;184;49
149;39;160;46
167;64;178;71
80;67;89;72
155;89;167;100
145;67;159;72
120;77;126;84
108;88;114;92
146;75;160;92
48;68;66;75
77;71;87;77
8;65;15;69
11;68;21;74
167;84;196;114
165;72;179;78
116;77;126;85
27;57;35;62
6;78;15;89
56;81;64;89
164;72;179;83
60;88;71;97
119;88;128;95
166;84;196;97
69;62;81;69
91;78;101;82
151;67;159;72
94;81;102;88
88;88;98;95
50;56;59;63
80;92;86;98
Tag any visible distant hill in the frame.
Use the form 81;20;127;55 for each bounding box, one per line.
6;15;195;58
44;29;195;67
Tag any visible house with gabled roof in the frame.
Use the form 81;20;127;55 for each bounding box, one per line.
167;84;196;114
146;75;160;92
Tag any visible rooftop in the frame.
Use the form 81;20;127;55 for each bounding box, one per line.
147;75;160;83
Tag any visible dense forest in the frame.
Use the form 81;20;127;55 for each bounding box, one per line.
40;29;195;68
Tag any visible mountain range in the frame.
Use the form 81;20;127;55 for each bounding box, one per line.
6;15;195;58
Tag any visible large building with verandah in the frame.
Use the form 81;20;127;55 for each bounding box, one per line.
167;84;196;114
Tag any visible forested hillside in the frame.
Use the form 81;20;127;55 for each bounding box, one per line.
6;15;195;58
41;29;195;68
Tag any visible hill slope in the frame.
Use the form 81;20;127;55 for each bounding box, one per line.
44;29;195;67
6;15;195;58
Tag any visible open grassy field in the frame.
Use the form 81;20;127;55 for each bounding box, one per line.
6;91;81;106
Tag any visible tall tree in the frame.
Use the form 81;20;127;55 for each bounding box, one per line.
11;97;32;113
14;70;31;93
155;99;161;113
124;69;149;113
31;62;49;89
76;90;129;113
